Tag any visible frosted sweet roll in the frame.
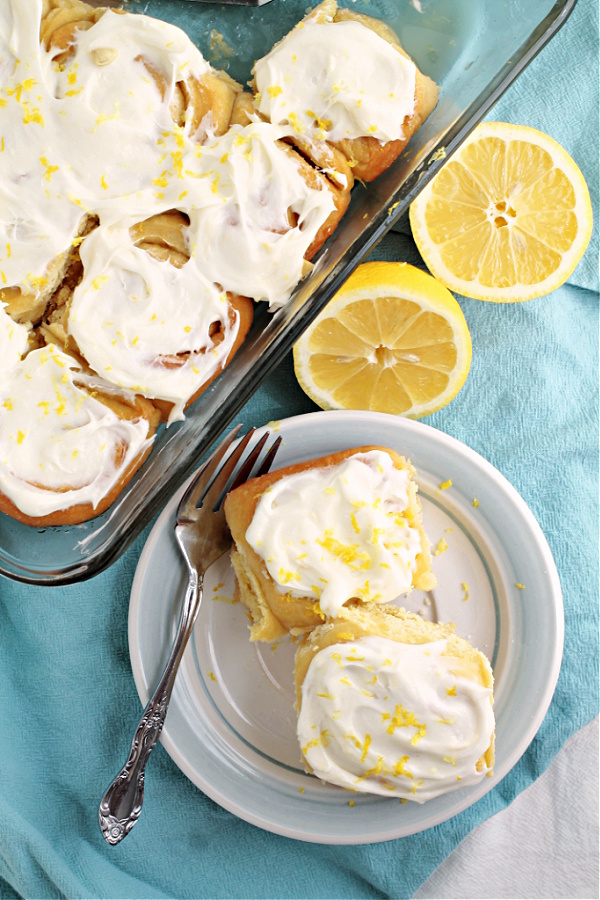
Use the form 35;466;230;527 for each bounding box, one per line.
294;604;495;800
0;0;438;523
224;447;436;640
252;0;439;181
0;345;159;525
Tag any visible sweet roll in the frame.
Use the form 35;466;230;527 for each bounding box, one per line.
223;447;436;641
252;0;439;181
294;603;495;800
0;344;160;525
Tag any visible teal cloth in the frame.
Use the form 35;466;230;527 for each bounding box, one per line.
0;0;598;897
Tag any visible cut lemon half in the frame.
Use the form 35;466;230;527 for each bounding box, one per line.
409;122;593;302
293;261;472;418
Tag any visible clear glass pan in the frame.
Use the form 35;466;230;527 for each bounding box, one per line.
0;0;576;584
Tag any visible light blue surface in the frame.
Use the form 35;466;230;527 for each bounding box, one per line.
0;0;598;898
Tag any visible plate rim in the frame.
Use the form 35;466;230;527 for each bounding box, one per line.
128;409;564;843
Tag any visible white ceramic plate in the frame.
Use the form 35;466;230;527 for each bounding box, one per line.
128;410;564;844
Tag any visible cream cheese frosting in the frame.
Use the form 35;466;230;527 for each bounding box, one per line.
0;2;336;315
46;9;213;136
245;450;423;617
0;0;344;519
253;19;417;143
0;345;153;517
67;121;336;417
68;221;240;423
0;4;210;296
183;124;336;306
0;302;28;379
297;636;495;800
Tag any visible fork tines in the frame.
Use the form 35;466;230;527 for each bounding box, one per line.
177;426;281;523
229;432;282;495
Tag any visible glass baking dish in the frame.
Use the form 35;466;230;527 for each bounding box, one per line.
0;0;576;584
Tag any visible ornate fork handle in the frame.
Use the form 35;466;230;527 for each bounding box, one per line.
99;426;281;846
99;571;201;845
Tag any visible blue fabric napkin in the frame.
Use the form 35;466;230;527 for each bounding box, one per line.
0;0;597;898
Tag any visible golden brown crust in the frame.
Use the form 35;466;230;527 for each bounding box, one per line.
1;249;72;327
275;141;352;261
40;0;107;64
228;91;257;128
130;210;192;269
196;71;243;136
142;62;242;138
330;9;438;182
177;292;254;413
223;446;436;641
1;214;98;329
284;135;355;193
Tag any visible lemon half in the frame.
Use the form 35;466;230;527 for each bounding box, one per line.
293;261;472;419
409;121;593;302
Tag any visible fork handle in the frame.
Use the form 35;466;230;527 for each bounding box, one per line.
99;572;202;845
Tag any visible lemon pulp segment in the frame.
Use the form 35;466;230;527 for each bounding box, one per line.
293;262;471;418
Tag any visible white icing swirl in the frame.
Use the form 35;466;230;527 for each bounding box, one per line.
254;19;416;142
0;5;209;295
0;345;153;517
184;124;335;306
298;636;495;800
67;121;336;413
245;450;423;617
0;2;347;518
46;10;212;136
0;3;336;315
68;222;240;423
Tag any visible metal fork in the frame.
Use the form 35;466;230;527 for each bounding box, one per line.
98;425;281;846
